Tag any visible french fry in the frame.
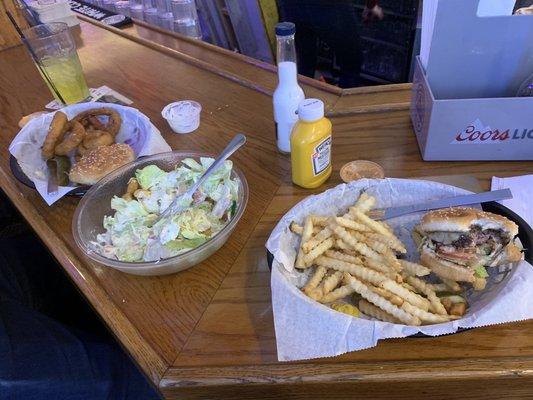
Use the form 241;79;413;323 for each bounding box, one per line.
442;278;462;293
359;299;400;324
335;239;352;251
401;302;457;324
311;215;329;226
350;231;401;271
379;220;393;232
320;282;356;303
381;280;431;311
303;238;335;267
370;286;404;307
365;232;407;254
290;222;322;235
400;260;431;277
405;276;447;315
402;282;417;292
325;250;364;265
320;271;343;295
350;192;376;214
350;230;388;254
289;222;303;235
344;274;421;325
363;256;397;277
352;210;392;237
303;227;333;253
302;265;327;294
335;217;371;232
315;256;387;286
306;288;324;301
329;222;383;262
295;216;314;269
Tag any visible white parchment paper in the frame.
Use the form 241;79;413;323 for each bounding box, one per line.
9;103;171;205
266;179;533;361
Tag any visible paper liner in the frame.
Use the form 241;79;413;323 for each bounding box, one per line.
9;103;171;205
266;178;533;361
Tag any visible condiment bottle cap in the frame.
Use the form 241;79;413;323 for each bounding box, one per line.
275;22;296;36
298;98;324;122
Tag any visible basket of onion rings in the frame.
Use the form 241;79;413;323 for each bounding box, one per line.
9;103;171;205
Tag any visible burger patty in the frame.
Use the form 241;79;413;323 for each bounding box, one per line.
427;226;508;265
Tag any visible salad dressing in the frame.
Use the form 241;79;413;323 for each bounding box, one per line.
96;157;239;262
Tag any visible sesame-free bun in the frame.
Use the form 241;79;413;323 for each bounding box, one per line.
69;143;135;185
417;207;518;238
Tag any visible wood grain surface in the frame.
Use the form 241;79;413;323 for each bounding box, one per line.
0;0;27;50
0;20;532;400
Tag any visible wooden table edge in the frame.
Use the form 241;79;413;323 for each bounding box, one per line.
0;167;168;386
160;357;533;389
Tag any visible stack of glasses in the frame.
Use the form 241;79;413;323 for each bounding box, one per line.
98;0;201;39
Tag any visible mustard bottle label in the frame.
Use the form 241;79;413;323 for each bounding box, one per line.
312;135;332;176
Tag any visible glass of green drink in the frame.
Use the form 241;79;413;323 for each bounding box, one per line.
24;22;89;105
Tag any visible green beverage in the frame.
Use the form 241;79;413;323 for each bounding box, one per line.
25;23;89;105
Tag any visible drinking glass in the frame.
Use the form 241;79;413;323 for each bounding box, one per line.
129;4;144;19
171;0;202;39
115;0;131;16
24;22;89;105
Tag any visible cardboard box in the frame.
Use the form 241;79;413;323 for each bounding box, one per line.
411;0;533;161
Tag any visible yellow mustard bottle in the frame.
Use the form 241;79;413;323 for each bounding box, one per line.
291;98;332;188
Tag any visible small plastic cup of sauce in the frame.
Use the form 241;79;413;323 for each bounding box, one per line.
162;100;202;134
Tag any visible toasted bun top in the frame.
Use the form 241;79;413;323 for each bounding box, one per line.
417;207;518;237
69;144;134;185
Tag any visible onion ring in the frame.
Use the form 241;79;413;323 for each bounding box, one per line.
77;143;90;157
55;121;86;156
42;111;68;160
87;115;107;131
83;130;115;150
73;108;122;136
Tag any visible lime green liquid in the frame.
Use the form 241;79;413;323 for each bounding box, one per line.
39;53;89;105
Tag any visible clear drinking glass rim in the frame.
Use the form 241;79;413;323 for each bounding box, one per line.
24;22;69;40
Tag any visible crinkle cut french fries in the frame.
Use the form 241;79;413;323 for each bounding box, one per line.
289;192;468;326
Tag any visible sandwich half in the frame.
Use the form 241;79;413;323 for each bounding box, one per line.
414;207;522;289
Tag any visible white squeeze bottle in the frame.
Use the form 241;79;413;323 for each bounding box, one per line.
273;22;305;153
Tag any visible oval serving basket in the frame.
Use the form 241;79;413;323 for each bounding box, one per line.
266;195;533;337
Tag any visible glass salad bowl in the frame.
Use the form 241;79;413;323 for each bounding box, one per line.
72;151;248;276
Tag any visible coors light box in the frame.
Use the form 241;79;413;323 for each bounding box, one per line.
410;0;533;161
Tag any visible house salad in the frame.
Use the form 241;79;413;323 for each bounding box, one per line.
94;157;239;262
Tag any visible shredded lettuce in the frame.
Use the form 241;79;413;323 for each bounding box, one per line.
95;158;239;262
136;165;167;189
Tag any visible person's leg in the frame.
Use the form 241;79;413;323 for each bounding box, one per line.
0;296;159;399
0;192;159;399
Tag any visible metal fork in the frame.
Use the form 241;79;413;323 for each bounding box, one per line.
153;134;246;225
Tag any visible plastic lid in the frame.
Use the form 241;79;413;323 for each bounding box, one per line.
275;22;295;36
298;98;324;122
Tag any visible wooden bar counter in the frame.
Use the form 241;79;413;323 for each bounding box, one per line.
0;19;532;400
